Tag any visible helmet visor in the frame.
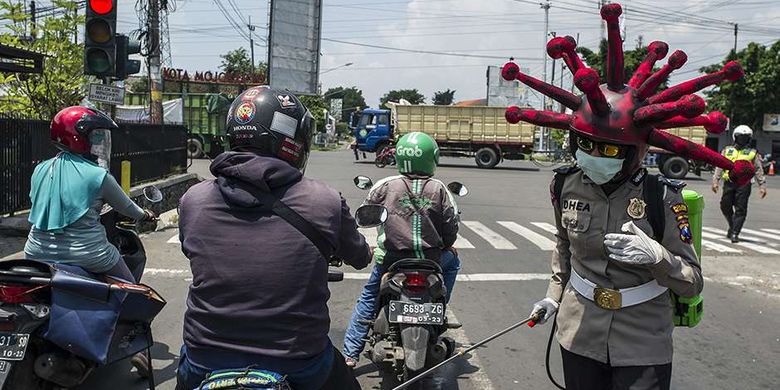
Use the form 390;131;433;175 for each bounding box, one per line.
89;129;112;169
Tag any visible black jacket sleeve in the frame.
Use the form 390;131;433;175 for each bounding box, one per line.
336;196;371;270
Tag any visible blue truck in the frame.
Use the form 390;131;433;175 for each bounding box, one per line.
350;104;536;168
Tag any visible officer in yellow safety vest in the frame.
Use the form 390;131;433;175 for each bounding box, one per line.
712;125;767;243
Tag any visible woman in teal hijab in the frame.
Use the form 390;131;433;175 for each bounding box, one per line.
24;106;155;282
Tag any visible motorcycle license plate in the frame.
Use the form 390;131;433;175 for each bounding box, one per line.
388;301;444;325
0;333;29;361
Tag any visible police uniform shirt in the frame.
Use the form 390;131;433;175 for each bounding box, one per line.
546;169;703;366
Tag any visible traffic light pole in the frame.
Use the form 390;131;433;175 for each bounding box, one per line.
148;0;163;124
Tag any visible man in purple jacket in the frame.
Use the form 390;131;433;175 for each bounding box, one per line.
176;87;371;390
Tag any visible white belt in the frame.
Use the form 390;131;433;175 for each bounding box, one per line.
570;268;668;310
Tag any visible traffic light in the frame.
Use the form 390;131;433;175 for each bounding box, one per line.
115;34;142;80
84;0;117;77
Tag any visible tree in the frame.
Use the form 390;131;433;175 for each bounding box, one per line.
323;86;366;122
702;41;780;131
298;94;327;131
0;1;89;119
432;89;456;105
576;36;658;88
219;47;266;75
380;89;425;108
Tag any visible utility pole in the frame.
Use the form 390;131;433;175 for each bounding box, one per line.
733;23;739;53
541;1;551;151
29;1;35;40
148;0;164;124
248;16;256;72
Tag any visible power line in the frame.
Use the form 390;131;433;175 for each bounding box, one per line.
321;38;538;60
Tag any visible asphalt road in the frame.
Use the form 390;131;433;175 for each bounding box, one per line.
77;149;780;390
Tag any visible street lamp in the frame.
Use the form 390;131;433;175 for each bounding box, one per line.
321;62;354;74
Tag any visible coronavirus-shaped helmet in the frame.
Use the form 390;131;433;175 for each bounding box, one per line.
502;2;754;186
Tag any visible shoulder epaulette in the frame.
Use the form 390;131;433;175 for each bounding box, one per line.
657;175;687;192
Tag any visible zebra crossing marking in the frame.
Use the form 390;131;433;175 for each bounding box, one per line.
701;239;742;253
701;229;780;255
461;221;517;250
454;234;475;249
531;222;558;235
740;228;780;242
497;221;556;251
165;221;773;256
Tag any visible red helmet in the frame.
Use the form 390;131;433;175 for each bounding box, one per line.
51;106;118;154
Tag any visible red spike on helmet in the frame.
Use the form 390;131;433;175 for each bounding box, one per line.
502;1;753;185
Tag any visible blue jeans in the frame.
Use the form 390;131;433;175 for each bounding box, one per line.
342;250;461;360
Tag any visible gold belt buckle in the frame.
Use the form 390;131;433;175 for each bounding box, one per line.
593;287;622;310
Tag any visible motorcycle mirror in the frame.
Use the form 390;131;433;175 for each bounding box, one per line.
143;186;163;203
447;181;469;197
354;175;374;190
355;205;388;228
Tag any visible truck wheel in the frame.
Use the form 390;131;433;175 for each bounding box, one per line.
662;156;689;179
187;138;204;159
475;147;499;169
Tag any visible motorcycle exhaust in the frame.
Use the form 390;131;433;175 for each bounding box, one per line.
34;352;90;388
428;339;448;364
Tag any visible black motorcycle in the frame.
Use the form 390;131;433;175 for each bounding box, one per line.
353;176;467;388
0;186;166;389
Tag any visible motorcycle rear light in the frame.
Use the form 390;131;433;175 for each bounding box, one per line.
0;285;40;304
403;272;429;293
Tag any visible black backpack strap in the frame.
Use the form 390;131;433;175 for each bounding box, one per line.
643;174;666;242
233;178;336;260
266;196;335;260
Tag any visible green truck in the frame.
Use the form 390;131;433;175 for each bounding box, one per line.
124;92;230;158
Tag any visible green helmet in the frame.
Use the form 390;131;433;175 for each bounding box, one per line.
395;132;439;176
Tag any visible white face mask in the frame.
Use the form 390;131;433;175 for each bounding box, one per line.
576;149;625;185
89;129;112;170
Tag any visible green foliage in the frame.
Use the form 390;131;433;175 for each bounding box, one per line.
380;89;425;108
702;41;780;131
219;47;266;75
0;0;90;119
432;89;456;105
576;36;662;89
323;86;367;122
298;94;327;131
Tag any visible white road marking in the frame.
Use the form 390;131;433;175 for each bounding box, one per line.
740;228;780;242
701;230;780;255
445;310;496;389
761;228;780;235
461;221;517;250
497;221;556;251
701;239;742;253
455;234;475;249
531;222;558;235
145;268;190;276
457;273;549;281
167;234;180;244
358;227;378;247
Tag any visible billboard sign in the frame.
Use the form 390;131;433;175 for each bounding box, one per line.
268;0;323;95
763;113;780;132
486;65;528;108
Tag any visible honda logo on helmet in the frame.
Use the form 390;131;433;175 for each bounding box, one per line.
397;145;423;157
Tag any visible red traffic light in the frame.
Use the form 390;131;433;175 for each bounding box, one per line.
89;0;113;15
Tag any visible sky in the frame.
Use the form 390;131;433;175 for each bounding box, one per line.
22;0;780;107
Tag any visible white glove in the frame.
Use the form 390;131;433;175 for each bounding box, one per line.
529;298;559;325
604;221;665;266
